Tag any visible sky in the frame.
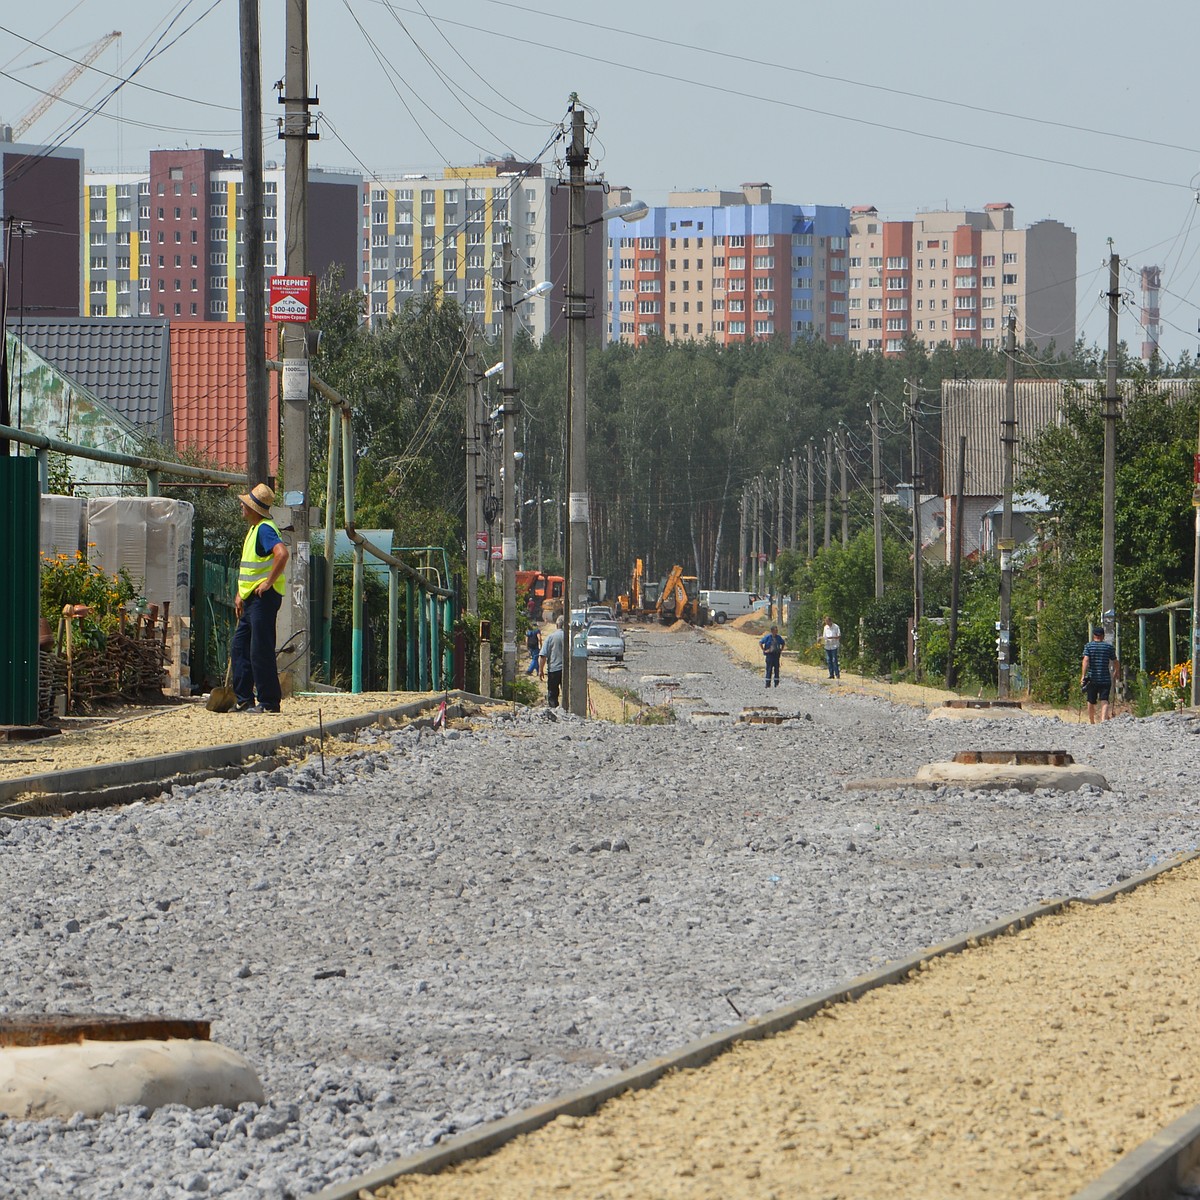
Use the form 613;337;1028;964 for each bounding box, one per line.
2;0;1198;361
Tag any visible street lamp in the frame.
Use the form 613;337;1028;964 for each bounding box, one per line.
499;237;553;698
562;100;648;715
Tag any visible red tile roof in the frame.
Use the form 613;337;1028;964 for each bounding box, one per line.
170;323;280;472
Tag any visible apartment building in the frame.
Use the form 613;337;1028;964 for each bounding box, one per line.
83;149;360;321
846;203;1076;355
605;184;851;346
362;158;602;341
0;137;82;319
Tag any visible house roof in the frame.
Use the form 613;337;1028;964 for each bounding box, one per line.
7;318;172;440
940;378;1198;496
170;322;280;472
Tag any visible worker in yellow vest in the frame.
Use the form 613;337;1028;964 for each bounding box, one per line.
231;483;289;713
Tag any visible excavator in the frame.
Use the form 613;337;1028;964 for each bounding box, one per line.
656;565;704;625
616;558;657;620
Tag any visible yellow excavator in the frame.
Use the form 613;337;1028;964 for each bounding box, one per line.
656;565;704;625
617;558;658;620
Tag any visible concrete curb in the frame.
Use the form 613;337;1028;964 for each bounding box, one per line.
0;692;496;815
312;848;1200;1200
1068;1104;1200;1200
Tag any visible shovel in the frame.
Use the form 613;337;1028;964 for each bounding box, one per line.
206;658;236;712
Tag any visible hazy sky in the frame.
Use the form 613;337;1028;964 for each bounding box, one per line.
3;0;1198;360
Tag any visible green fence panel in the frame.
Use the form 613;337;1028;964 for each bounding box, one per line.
0;458;40;725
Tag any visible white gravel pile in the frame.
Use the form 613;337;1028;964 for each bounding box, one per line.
1;628;1197;1199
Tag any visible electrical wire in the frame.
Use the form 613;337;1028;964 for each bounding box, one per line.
374;7;1197;195
477;0;1200;158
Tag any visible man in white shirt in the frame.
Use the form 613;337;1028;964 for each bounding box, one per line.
822;614;841;679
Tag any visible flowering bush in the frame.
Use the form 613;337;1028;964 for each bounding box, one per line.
1148;660;1191;712
40;551;138;650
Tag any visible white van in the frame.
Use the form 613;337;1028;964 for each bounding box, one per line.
700;589;766;624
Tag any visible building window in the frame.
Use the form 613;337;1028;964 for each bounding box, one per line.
1003;252;1018;264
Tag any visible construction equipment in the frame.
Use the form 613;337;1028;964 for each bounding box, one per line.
7;32;122;142
617;558;657;620
656;565;704;625
516;570;565;623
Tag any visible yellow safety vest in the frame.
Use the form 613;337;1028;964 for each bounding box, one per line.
238;519;285;599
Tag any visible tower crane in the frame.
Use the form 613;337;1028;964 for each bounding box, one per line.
8;31;121;141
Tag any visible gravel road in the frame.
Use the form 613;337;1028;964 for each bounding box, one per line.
0;624;1196;1199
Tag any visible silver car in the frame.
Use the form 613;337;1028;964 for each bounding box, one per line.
585;621;625;662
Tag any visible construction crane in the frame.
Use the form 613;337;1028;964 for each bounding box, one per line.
9;31;121;141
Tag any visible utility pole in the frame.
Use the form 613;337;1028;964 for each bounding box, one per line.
947;434;967;690
870;394;884;599
277;0;317;693
1102;248;1120;642
775;466;784;562
738;488;747;590
822;433;833;550
536;483;544;574
997;311;1017;697
754;478;763;595
500;236;518;697
239;0;268;485
907;380;924;677
790;453;798;550
563;101;589;716
806;442;815;559
464;335;480;616
838;425;848;547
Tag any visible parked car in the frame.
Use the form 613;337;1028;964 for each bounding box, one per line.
585;621;625;662
586;605;614;624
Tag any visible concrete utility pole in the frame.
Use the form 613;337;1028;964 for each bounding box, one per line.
464;335;480;616
997;311;1017;697
947;434;967;690
277;0;317;692
776;466;784;562
822;433;833;550
238;0;268;485
870;394;884;599
907;381;924;677
738;488;747;590
1102;249;1120;642
806;442;815;559
838;425;848;547
563;102;589;716
500;237;518;697
790;453;798;550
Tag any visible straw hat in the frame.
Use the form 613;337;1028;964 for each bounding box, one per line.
238;482;275;518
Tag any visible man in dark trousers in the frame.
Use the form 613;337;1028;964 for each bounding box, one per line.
542;615;566;707
231;483;289;714
759;624;786;688
1080;625;1119;723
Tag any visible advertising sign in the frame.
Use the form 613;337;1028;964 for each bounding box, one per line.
269;275;315;323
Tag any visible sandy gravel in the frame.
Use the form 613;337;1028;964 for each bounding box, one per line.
0;692;436;785
378;855;1200;1200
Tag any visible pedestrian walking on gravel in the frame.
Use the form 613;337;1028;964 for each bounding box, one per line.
542;616;566;707
525;624;543;677
822;614;842;679
1080;626;1120;723
759;624;786;688
231;483;289;714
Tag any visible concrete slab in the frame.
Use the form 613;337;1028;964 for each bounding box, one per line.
0;1038;264;1119
928;706;1029;720
914;761;1109;792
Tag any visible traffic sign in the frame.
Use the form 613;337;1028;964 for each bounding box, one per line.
269;275;315;324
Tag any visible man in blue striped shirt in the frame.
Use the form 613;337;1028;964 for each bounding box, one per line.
1080;626;1119;723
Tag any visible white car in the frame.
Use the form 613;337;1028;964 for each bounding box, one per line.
585;622;625;662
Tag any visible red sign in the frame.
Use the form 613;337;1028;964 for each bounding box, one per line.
269;275;315;323
490;544;503;561
475;532;488;552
